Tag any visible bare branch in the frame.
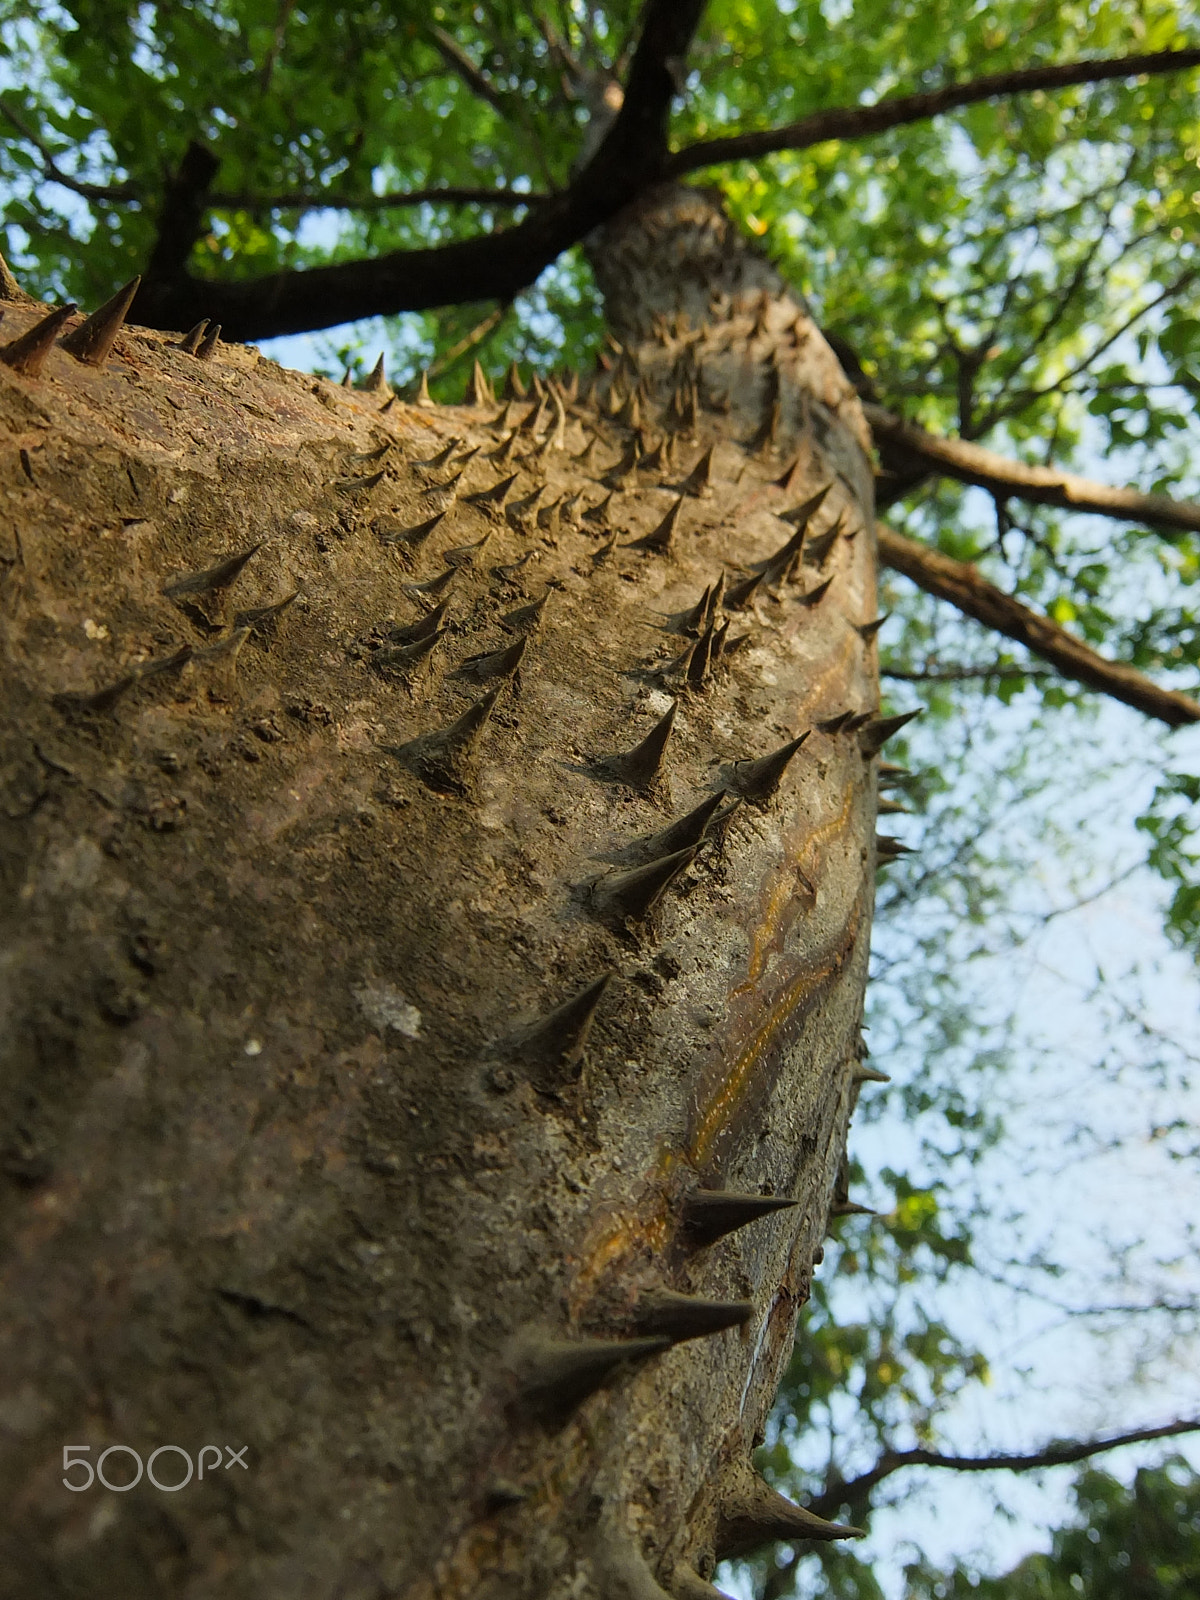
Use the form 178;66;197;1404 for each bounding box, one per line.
866;403;1200;535
207;184;550;213
428;24;511;117
664;47;1200;177
809;1416;1200;1517
0;100;139;204
877;521;1200;727
881;662;1052;683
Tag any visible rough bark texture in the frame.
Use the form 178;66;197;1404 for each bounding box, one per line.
0;186;880;1598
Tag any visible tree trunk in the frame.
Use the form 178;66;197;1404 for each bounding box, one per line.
0;184;879;1599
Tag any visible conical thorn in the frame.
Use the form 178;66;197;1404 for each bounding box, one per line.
638;790;728;858
682;1189;797;1246
0;302;77;377
634;1288;753;1342
388;598;452;645
362;353;388;393
195;323;221;361
859;708;921;757
715;1467;864;1558
59;276;140;366
626;496;684;554
592;846;697;925
510;1333;670;1422
601;701;677;787
507;972;614;1089
162;542;261;599
732;732;810;801
455;633;528;681
374;627;445;675
174;319;209;354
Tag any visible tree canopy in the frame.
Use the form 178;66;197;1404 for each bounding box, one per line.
4;2;1200;1594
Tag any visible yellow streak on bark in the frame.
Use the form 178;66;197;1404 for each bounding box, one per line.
734;782;856;993
687;896;863;1170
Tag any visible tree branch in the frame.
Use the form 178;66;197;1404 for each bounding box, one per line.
207;183;549;212
877;522;1200;727
428;24;512;117
882;662;1052;683
144;140;221;287
664;47;1200;177
866;404;1200;535
0;99;139;204
134;0;706;339
808;1416;1200;1518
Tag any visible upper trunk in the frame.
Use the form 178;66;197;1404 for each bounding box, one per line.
0;186;879;1599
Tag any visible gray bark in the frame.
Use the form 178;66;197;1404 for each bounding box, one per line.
0;185;879;1598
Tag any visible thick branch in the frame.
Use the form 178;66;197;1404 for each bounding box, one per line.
664;47;1200;176
866;404;1200;535
878;523;1200;727
809;1417;1200;1518
144;140;221;286
135;0;705;338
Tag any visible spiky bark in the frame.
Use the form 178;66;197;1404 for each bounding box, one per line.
0;186;882;1599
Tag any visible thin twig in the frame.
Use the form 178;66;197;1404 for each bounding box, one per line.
426;304;507;380
428;24;511;116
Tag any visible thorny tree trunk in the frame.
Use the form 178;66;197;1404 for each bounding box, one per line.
0;185;884;1599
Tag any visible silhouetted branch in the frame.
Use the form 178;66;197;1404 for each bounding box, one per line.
881;662;1052;683
809;1416;1200;1517
208;184;550;212
878;522;1200;727
134;0;705;338
428;24;511;117
664;48;1200;176
0;99;138;204
144;140;221;286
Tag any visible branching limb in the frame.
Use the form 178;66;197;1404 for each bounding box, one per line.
866;404;1200;536
664;47;1200;176
762;1416;1200;1598
135;0;705;338
877;522;1200;727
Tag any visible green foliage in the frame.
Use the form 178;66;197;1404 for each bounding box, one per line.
906;1459;1200;1598
1138;773;1200;956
